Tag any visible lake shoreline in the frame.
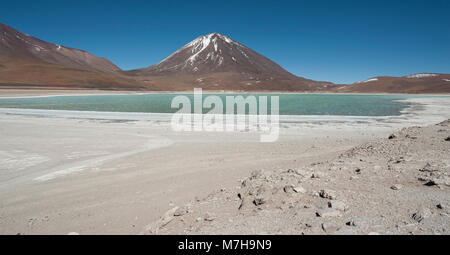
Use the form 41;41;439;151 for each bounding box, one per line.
1;88;450;99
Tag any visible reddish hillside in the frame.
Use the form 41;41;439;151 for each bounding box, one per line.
335;73;450;93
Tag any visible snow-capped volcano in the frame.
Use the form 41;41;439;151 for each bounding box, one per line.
129;33;296;77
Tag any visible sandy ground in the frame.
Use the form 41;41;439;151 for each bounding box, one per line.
157;119;450;235
0;95;449;234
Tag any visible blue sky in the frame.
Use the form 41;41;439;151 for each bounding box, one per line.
2;0;449;83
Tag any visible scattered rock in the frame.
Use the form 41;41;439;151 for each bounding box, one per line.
141;206;179;234
388;134;396;140
391;184;403;190
174;206;189;217
328;200;348;211
419;163;438;173
253;198;266;206
311;191;320;197
331;226;358;235
293;186;306;194
283;185;295;193
249;170;263;180
437;203;448;210
319;189;337;200
311;173;321;179
237;193;245;210
390;157;404;164
285;169;295;174
316;208;341;217
346;216;375;228
412;208;432;223
149;120;450;235
322;222;340;233
204;212;215;221
329;166;339;171
405;134;417;139
422;176;450;187
445;136;450;141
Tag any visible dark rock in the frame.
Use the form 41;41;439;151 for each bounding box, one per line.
319;189;337;200
285;169;295;174
283;185;295;193
391;184;403;190
412;208;432;222
311;172;322;179
437;203;447;210
422;176;450;187
253;198;266;206
238;193;245;210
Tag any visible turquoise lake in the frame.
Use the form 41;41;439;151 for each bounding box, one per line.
0;94;440;116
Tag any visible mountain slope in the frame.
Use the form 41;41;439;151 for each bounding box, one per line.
0;55;145;89
0;22;146;89
336;73;450;93
0;23;120;73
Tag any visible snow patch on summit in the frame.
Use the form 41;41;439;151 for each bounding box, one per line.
406;73;438;79
357;78;378;83
155;32;250;72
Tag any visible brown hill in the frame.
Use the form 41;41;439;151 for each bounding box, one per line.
0;22;144;89
0;23;121;73
336;73;450;93
0;56;145;89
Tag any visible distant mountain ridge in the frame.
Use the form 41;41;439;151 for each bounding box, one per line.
0;22;448;93
336;73;450;93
